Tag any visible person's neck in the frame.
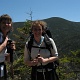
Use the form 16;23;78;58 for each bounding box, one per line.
34;36;41;43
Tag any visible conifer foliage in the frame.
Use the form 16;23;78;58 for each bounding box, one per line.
7;20;80;80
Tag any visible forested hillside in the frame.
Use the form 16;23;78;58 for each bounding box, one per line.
44;17;80;55
11;17;80;55
8;17;80;80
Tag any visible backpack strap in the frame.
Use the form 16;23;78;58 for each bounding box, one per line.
44;35;59;79
27;34;52;53
44;35;59;67
27;34;59;60
27;34;59;79
31;46;47;49
27;34;34;53
44;34;53;56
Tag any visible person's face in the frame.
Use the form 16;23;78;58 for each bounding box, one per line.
32;25;43;38
0;19;12;35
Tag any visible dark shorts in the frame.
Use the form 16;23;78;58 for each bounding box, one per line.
31;63;58;80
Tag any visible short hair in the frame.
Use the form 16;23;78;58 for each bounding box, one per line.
0;14;12;23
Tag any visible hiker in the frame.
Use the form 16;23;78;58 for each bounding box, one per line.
24;20;58;80
0;14;15;80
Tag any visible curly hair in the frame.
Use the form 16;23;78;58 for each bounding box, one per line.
31;20;47;30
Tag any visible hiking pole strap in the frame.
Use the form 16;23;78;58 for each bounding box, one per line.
40;63;46;80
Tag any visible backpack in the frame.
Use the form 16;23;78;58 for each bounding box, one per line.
27;28;53;55
27;28;59;80
27;28;59;64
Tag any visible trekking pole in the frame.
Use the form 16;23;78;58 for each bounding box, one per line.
7;40;16;79
37;54;46;80
41;63;46;80
10;49;14;79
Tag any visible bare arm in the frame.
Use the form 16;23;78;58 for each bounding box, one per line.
38;38;58;64
0;37;8;53
24;45;38;66
5;40;16;62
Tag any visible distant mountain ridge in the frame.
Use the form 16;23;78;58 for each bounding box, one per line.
44;17;80;54
12;17;80;55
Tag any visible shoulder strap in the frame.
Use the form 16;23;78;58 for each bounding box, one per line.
44;35;59;67
27;34;59;66
27;34;53;56
44;34;53;56
26;34;34;60
0;32;4;44
27;34;34;53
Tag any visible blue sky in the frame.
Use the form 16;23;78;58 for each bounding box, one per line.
0;0;80;22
